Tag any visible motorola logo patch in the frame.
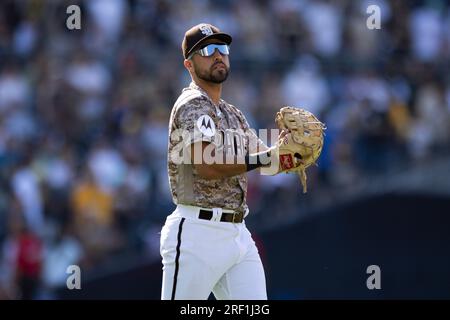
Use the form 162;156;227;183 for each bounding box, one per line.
196;115;216;137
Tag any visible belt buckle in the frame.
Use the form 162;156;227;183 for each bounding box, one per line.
212;208;221;222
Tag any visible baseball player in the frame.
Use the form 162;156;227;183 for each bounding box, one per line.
161;23;306;300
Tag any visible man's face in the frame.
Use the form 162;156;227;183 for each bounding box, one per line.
189;41;230;84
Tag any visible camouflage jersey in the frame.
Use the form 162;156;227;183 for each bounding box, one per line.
167;81;267;214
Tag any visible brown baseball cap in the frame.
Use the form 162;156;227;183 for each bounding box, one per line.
182;23;232;59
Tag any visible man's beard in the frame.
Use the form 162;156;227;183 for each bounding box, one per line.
194;62;229;84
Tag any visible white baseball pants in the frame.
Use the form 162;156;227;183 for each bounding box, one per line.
160;204;267;300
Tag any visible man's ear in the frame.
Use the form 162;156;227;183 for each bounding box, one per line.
184;59;193;72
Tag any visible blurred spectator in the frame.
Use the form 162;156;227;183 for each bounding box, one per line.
87;140;127;194
281;55;330;115
15;227;43;300
11;153;45;236
410;4;446;62
40;222;83;299
64;53;111;95
408;83;450;160
70;168;123;265
1;212;43;300
301;0;343;57
0;65;31;112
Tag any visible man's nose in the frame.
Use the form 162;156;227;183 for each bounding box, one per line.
212;49;224;61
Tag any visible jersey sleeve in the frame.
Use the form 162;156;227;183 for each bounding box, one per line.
173;96;218;150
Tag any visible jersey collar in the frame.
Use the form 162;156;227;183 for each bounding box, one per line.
188;81;225;107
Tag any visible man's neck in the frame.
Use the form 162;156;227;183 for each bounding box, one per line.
194;78;222;105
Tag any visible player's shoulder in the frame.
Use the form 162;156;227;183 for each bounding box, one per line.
225;101;247;120
173;86;211;111
174;91;202;109
222;100;241;114
228;103;241;114
171;89;215;126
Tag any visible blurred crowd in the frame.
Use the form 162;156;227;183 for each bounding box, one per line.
0;0;449;299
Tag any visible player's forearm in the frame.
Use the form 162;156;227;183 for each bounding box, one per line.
194;150;272;180
195;162;247;180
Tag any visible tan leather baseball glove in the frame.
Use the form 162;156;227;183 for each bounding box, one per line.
274;106;326;193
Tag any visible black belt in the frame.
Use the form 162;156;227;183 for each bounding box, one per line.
199;209;244;223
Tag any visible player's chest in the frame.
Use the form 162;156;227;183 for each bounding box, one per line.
212;105;247;156
213;105;240;130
